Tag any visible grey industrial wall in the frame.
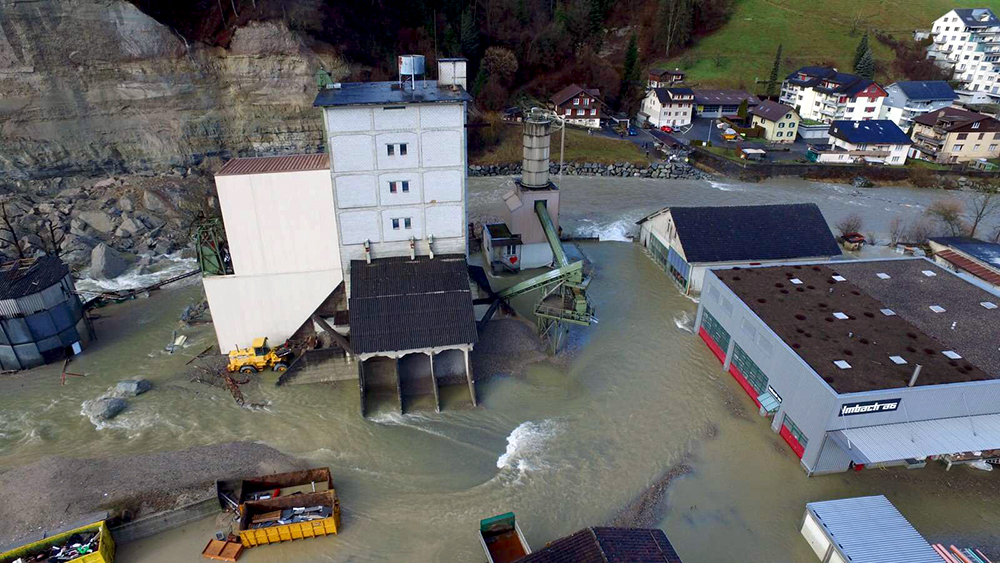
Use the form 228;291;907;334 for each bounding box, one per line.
696;264;1000;474
0;274;90;371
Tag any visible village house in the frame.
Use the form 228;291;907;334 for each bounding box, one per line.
909;106;1000;163
748;100;800;143
550;84;605;129
880;81;957;131
636;203;841;295
692;89;759;118
779;66;886;124
926;8;1000;101
816;119;911;165
648;68;685;88
639;87;694;129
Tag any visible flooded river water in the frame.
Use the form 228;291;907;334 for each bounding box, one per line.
2;176;997;562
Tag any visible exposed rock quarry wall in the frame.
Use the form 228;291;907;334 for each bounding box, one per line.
0;1;348;180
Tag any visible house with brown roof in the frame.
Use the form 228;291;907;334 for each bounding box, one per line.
550;84;606;128
909;106;1000;163
749;100;800;143
648;68;685;88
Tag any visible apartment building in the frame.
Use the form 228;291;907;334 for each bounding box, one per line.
909;106;1000;163
823;120;911;165
926;8;1000;99
748;100;800;143
639;87;694;128
550;84;605;128
880;81;957;131
779;67;886;124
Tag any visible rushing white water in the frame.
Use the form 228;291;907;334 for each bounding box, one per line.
496;419;561;475
673;311;694;333
75;251;198;297
574;218;635;242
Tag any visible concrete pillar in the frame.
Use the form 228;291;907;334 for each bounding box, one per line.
428;352;441;413
722;338;736;372
464;348;476;407
395;358;404;415
693;301;704;337
358;361;367;418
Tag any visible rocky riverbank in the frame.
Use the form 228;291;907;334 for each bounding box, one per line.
0;441;309;547
1;170;215;278
469;160;712;181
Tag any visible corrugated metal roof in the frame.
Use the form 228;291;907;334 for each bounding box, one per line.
0;256;69;300
215;154;330;176
937;249;1000;287
519;527;683;563
348;255;477;355
830;413;1000;464
806;496;940;563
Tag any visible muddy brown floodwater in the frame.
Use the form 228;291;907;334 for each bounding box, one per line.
1;176;997;562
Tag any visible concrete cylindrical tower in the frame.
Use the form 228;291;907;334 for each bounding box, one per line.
521;114;552;188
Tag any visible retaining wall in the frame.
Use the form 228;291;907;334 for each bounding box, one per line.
110;497;219;544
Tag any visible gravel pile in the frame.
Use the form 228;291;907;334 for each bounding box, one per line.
471;317;547;382
0;441;307;546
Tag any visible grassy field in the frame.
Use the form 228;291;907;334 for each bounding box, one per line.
470;123;650;167
653;0;1000;89
907;159;952;170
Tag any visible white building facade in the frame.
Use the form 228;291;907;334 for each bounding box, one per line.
315;71;472;294
827;120;911;165
639;87;694;128
779;67;887;124
880;81;957;132
926;8;1000;99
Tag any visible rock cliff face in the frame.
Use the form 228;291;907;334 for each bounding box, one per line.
0;1;348;180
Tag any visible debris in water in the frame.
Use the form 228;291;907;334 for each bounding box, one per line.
59;358;87;386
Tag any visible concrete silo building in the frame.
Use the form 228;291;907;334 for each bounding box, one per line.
0;256;92;370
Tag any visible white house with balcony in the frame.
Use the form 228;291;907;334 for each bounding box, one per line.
880;81;957;131
825;120;911;165
779;67;886;124
639;87;694;128
926;8;1000;100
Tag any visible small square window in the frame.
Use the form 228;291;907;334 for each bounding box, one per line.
921;270;937;277
833;312;849;320
391;218;400;230
399;143;408;156
889;356;907;365
790;278;802;285
833;360;852;370
831;275;846;282
401;180;410;193
880;308;896;316
942;350;962;359
404;217;412;229
876;273;890;279
929;305;946;313
389;181;398;193
387;144;395;156
982;301;998;309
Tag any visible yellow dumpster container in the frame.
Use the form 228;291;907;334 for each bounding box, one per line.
1;520;114;563
238;489;341;547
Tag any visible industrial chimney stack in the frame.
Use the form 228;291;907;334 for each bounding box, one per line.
521;110;553;189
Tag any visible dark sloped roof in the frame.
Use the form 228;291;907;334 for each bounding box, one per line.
650;68;684;77
0;256;69;300
216;154;330;176
348;255;477;354
912;107;1000;131
651;88;694;104
893;81;957;101
829;120;911;145
954;8;1000;27
519;527;683;563
784;67;883;98
930;236;1000;268
749;100;795;122
649;204;841;264
313;81;472;107
551;84;603;107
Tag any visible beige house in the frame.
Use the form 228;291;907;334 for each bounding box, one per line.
910;106;1000;163
749;100;800;143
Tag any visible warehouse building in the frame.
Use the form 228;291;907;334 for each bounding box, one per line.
695;257;1000;475
929;236;1000;292
0;256;91;370
637;204;842;295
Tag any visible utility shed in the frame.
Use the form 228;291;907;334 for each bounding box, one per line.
636;203;841;294
518;527;683;563
801;496;940;563
0;257;91;370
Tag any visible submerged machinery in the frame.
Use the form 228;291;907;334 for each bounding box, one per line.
482;110;596;351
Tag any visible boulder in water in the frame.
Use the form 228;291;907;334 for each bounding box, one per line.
115;379;151;397
90;243;131;279
85;398;127;421
852;176;874;188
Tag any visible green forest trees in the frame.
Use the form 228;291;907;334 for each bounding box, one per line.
766;43;783;97
620;33;642;113
853;31;875;80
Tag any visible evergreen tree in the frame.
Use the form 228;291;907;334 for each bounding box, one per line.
856;48;875;80
589;0;605;38
766;43;783;98
620;33;641;112
736;98;749;124
853;32;870;72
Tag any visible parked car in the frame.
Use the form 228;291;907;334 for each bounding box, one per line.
660;125;673;133
628;127;638;136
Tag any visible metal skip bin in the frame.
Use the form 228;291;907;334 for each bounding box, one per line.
238;489;341;547
0;520;115;563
